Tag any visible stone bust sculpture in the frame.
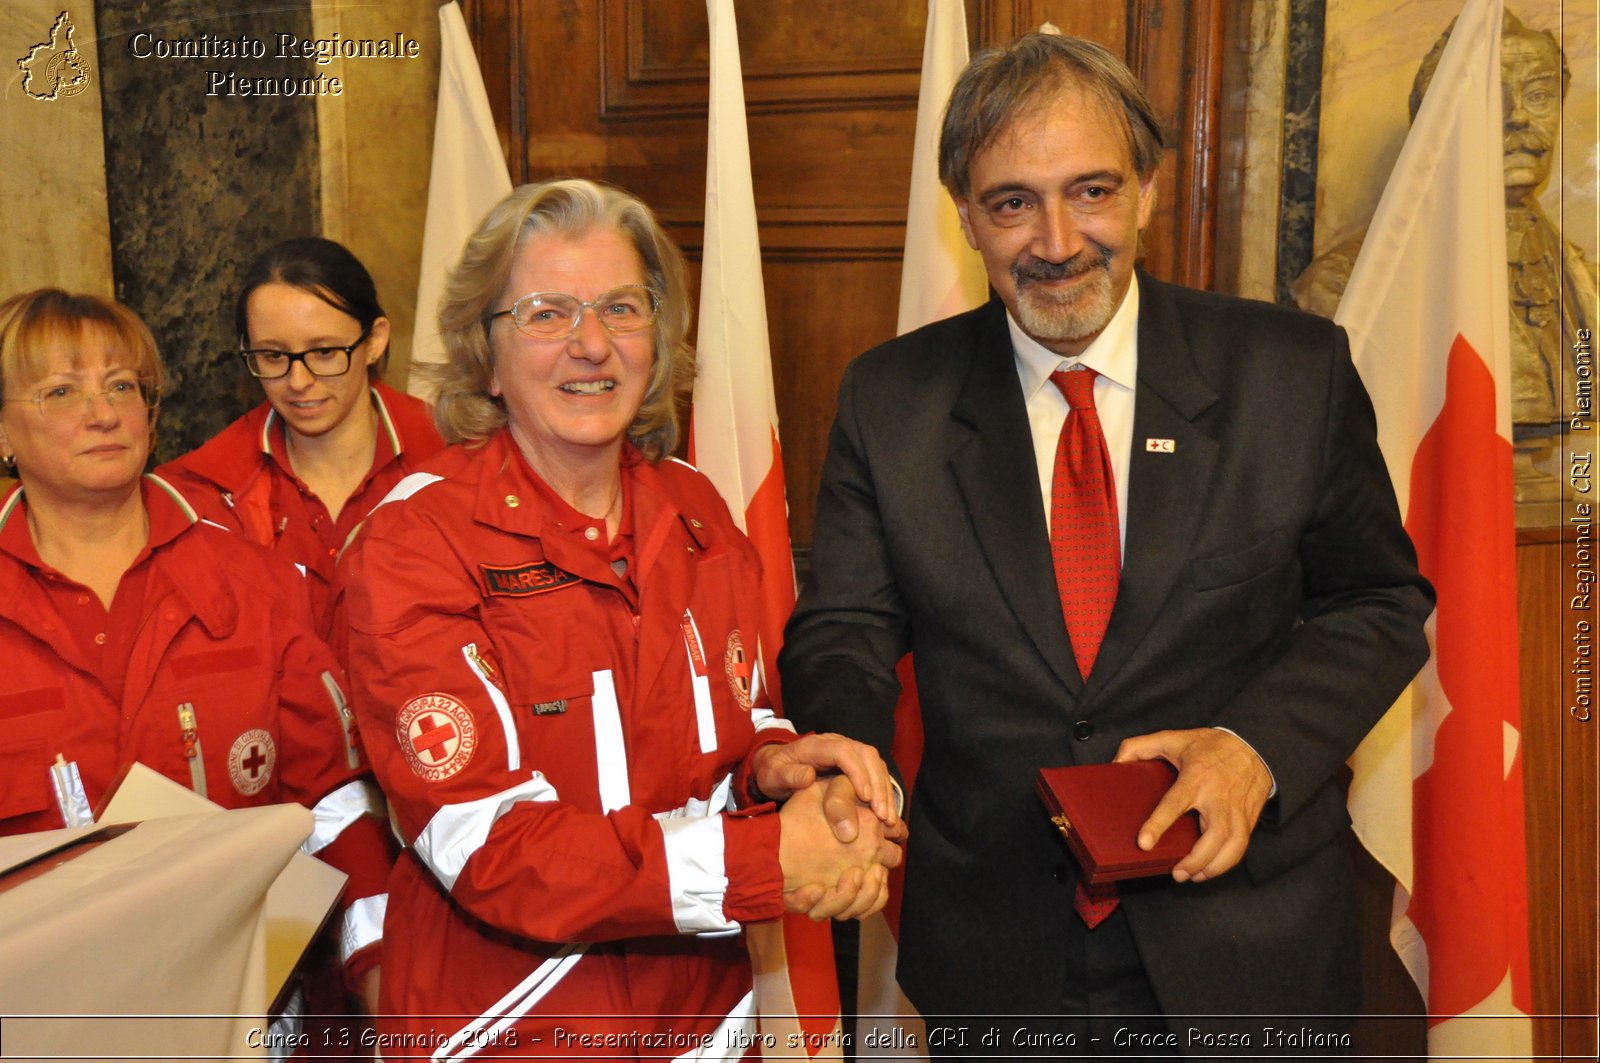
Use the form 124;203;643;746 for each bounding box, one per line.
1292;9;1597;521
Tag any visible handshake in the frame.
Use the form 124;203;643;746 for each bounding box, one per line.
749;734;909;921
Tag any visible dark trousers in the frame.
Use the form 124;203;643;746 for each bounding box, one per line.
926;904;1174;1060
919;902;1353;1061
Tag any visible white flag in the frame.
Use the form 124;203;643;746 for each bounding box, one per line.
695;2;840;1056
409;1;512;400
691;0;796;705
896;0;990;335
1342;1;1532;1057
859;3;987;1058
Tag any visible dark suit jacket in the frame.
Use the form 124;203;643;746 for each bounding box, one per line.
781;274;1434;1023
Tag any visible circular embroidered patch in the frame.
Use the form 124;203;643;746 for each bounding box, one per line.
724;630;752;712
397;693;477;782
228;729;276;796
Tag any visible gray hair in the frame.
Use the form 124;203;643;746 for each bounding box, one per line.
939;32;1166;196
431;178;693;461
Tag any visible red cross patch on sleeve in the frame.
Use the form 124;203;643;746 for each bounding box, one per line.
724;630;752;712
397;693;478;782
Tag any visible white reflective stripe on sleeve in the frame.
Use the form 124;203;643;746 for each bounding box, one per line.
590;669;630;813
302;778;383;855
462;644;520;772
670;990;756;1062
375;471;445;509
690;672;717;755
748;706;796;736
707;771;735;815
340;893;386;964
433;944;587;1063
652;772;736;822
683;611;718;754
413;772;560;892
658;813;738;935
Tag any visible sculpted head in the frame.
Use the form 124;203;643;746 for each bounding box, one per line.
1410;9;1568;201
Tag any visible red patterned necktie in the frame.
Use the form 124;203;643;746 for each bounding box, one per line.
1049;368;1122;929
1049;368;1120;680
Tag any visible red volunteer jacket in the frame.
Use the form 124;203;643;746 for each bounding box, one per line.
158;381;444;637
341;431;798;1058
0;476;390;978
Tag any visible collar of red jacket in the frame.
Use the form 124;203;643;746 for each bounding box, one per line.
0;476;240;638
468;431;718;563
170;380;423;493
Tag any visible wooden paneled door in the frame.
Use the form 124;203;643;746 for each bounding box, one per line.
461;0;1229;549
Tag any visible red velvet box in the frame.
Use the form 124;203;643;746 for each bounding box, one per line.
1035;760;1200;885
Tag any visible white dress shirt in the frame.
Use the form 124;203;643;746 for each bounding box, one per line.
1010;273;1140;551
1007;276;1274;785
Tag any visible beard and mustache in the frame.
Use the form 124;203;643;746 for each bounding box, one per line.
1011;246;1117;345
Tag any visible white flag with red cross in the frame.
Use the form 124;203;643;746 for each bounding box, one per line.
1343;0;1532;1056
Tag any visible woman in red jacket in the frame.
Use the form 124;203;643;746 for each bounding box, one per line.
0;288;389;1000
160;238;444;636
341;179;904;1058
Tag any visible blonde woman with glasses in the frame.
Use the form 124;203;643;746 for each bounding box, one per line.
0;289;391;1007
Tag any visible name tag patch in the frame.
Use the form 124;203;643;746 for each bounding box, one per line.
480;561;580;597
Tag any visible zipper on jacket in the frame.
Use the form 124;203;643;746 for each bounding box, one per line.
177;702;207;798
462;643;521;773
321;670;361;770
464;642;497;686
680;610;717;755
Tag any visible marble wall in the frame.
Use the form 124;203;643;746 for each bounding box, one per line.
96;0;322;462
1226;0;1595;305
3;0;437;463
1274;0;1326;305
1313;0;1595;261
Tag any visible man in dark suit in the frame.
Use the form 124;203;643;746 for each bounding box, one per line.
780;32;1433;1053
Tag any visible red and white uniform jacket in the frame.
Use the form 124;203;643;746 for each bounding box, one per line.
0;476;390;980
158;381;444;638
341;431;798;1060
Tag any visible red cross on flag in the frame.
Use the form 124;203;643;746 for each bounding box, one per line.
693;1;842;1056
1342;0;1533;1055
857;4;988;1059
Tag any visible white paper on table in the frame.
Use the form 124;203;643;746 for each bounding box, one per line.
99;761;347;1009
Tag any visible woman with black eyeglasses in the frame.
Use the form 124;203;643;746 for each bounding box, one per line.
0;289;392;1009
160;237;443;639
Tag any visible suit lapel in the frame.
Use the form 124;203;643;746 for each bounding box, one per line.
947;301;1084;695
1087;275;1219;693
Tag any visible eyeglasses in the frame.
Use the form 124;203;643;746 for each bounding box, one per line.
2;375;158;423
487;285;660;340
237;327;370;379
